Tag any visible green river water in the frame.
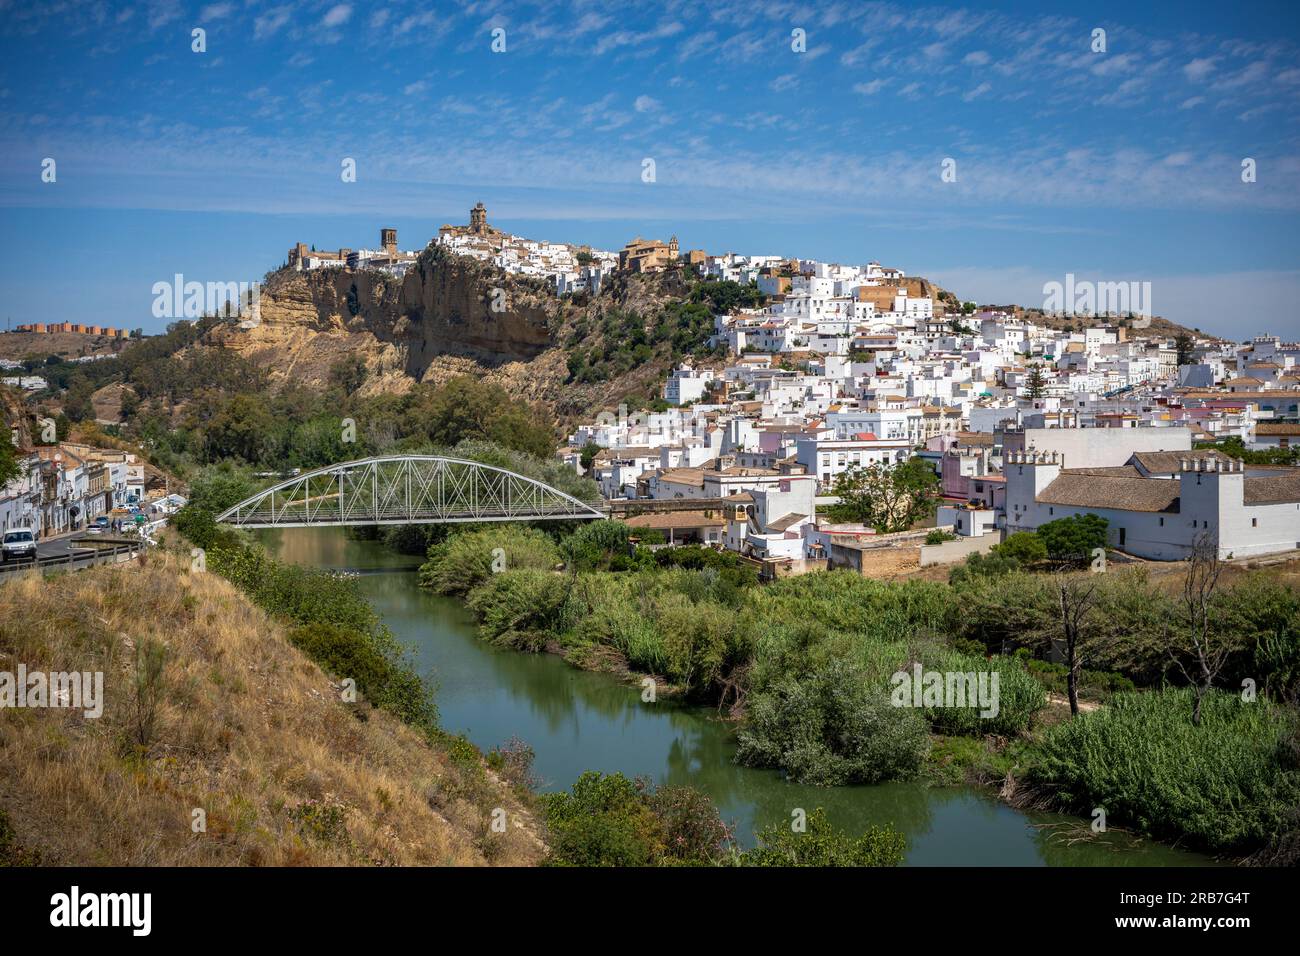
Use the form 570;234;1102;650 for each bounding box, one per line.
259;527;1213;866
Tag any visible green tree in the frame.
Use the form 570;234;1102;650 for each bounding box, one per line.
828;457;939;533
1174;332;1195;367
543;772;732;866
185;462;261;514
579;442;605;473
1037;514;1108;564
202;393;274;463
329;354;368;395
0;436;21;488
1024;363;1048;400
288;415;358;470
995;531;1047;565
62;375;96;422
408;376;555;459
743;808;906;867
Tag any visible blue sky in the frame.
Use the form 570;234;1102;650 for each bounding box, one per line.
1;0;1299;337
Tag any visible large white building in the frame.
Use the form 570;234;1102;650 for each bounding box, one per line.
1005;450;1300;559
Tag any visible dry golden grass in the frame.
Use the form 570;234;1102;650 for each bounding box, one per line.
0;550;545;866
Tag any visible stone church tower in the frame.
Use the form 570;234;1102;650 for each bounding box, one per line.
470;202;488;235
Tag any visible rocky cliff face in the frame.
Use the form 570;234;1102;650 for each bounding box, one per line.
201;245;684;420
205;246;566;396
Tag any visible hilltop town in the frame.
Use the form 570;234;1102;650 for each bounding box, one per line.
266;204;1300;571
3;203;1297;571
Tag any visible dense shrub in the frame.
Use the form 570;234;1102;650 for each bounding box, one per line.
287;622;435;729
913;648;1046;737
419;525;560;596
653;545;758;594
741;808;905;867
574;591;668;673
466;568;569;651
562;520;633;571
748;572;955;644
1036;514;1108;563
1012;649;1136;700
1025;688;1300;852
543;772;732;866
647;786;736;865
1218;573;1300;704
994;531;1047;565
948;550;1022;585
736;659;930;786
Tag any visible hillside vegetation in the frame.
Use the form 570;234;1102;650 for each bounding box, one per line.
0;552;544;866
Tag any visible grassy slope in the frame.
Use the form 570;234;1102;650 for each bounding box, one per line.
0;551;544;866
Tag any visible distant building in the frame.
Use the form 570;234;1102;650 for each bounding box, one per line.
619;235;679;273
439;202;504;242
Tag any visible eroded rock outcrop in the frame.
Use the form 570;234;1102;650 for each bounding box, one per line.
202;244;684;420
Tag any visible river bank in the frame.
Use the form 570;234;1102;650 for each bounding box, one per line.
259;526;1215;866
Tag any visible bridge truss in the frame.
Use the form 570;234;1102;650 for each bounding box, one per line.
214;455;606;528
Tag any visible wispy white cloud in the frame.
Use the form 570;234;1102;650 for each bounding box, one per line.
594;20;683;56
253;5;292;41
322;5;352;29
199;3;234;22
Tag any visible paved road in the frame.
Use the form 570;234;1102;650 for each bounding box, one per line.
1;533;141;578
35;534;84;559
34;527;139;559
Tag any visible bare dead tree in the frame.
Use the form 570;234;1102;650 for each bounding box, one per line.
1053;570;1101;718
1169;532;1230;727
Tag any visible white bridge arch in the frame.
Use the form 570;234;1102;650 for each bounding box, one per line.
214;455;607;528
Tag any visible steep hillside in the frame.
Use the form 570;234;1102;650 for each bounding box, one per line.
0;552;545;866
201;244;695;421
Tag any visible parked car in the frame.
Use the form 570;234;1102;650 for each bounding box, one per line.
1;527;37;562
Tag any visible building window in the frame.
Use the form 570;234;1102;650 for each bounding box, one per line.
1252;517;1257;527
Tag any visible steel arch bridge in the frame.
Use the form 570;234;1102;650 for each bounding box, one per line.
214;455;607;528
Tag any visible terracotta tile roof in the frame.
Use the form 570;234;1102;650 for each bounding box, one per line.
624;511;727;530
1130;449;1230;475
1064;465;1144;477
658;468;705;486
1245;473;1300;505
1037;474;1181;512
1255;423;1300;436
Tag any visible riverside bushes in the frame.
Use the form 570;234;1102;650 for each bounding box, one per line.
919;648;1046;738
543;771;733;866
466;568;568;652
744;808;906;867
419;525;560;596
736;659;931;786
542;772;904;867
1024;688;1300;852
444;542;1052;784
428;518;1300;859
